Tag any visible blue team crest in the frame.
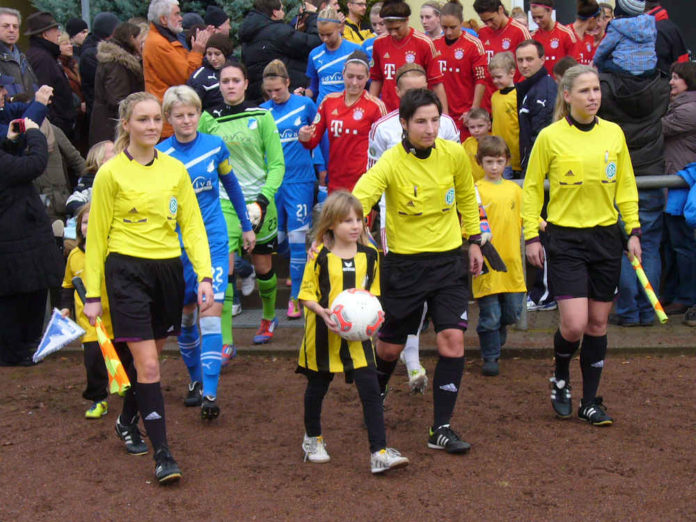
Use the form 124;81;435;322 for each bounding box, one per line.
445;188;455;205
606;162;617;180
169;196;178;214
248;118;258;130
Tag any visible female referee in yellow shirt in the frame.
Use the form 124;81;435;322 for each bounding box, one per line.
353;88;483;454
83;92;214;484
523;65;642;427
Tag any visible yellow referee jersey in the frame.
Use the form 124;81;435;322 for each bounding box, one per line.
522;117;640;241
62;247;113;342
491;87;521;171
353;138;481;254
463;136;486;182
84;151;212;299
298;244;380;374
472;179;526;298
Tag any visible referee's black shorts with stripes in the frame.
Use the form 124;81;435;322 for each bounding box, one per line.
546;222;623;302
105;253;184;342
378;248;469;345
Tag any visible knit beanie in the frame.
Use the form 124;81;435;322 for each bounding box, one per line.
65;17;88;38
182;12;205;30
205;6;229;28
615;0;645;17
205;33;235;58
92;12;120;39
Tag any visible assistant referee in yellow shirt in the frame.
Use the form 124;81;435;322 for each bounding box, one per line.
353;88;483;454
522;65;642;427
83;92;214;484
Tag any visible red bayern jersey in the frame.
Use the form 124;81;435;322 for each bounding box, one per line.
370;28;443;112
303;90;387;193
434;32;488;134
569;26;599;65
478;17;531;81
533;22;577;74
478;17;531;108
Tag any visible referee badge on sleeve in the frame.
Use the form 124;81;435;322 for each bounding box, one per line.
169;196;178;217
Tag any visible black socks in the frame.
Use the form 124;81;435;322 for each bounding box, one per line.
554;329;580;383
135;382;168;452
432;355;465;429
580;334;607;405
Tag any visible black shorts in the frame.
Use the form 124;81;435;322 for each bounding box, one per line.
378;249;469;345
105;253;185;342
252;235;278;255
546;223;623;302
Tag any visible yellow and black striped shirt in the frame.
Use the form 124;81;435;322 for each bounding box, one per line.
298;243;380;374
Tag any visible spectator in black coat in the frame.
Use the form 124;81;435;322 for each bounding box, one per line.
644;3;689;78
0;118;64;366
78;12;120;119
25;12;76;139
599;67;670;327
239;0;321;103
515;39;556;174
187;33;234;112
65;17;89;59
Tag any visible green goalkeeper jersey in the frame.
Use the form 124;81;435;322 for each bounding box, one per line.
198;101;285;202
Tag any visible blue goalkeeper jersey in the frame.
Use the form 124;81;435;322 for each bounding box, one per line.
261;94;318;184
362;36;376;63
157;132;236;251
306;39;362;104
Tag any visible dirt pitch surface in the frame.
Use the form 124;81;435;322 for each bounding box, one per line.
2;352;695;520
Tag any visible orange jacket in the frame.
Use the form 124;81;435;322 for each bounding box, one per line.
143;23;203;137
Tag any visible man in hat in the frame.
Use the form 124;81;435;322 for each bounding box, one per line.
79;12;120;119
205;6;231;36
0;8;38;98
65;17;89;58
25;11;76;139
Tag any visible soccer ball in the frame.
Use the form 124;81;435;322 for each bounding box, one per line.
330;289;385;342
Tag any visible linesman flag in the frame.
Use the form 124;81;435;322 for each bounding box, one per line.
72;277;131;395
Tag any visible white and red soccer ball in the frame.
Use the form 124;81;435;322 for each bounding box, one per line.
330;289;384;342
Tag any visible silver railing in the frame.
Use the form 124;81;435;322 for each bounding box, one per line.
513;174;690;330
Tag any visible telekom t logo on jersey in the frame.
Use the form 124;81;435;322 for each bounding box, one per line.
384;63;396;79
330;120;344;137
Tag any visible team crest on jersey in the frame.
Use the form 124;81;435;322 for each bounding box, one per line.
606;162;617;180
550;38;560;49
294;116;302;126
502;38;511;50
169;196;178;215
313;112;321;124
248;118;258;130
454;49;464;60
405;51;416;63
353;108;364;121
586;43;592;52
445;188;455;205
207;160;215;173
